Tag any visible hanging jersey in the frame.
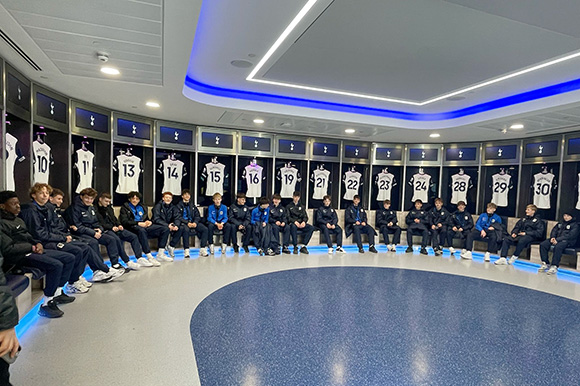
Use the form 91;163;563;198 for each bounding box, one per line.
244;164;264;198
343;170;362;200
32;141;53;184
279;166;299;198
410;173;431;202
376;172;395;201
159;159;186;195
533;172;555;209
5;133;24;191
312;169;331;200
114;154;142;194
204;162;226;196
450;174;471;204
75;149;95;193
491;173;511;207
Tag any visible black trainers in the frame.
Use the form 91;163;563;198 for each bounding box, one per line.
53;293;75;304
258;248;264;256
111;263;124;270
38;301;64;318
369;245;378;253
300;246;309;254
275;248;281;255
242;246;250;254
434;247;443;256
420;247;428;255
282;246;291;254
233;244;240;253
293;246;299;254
359;248;365;254
405;246;413;253
267;248;276;256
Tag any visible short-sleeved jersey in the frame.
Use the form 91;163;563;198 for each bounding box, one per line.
376;172;395;201
115;154;142;194
491;173;511;207
75;149;95;193
410;173;431;202
32;141;53;184
450;174;471;204
532;172;555;209
279;166;299;198
312;169;331;200
244;164;264;198
204;162;226;196
343;170;362;200
159;159;186;196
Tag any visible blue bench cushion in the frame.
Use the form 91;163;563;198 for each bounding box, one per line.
6;274;29;298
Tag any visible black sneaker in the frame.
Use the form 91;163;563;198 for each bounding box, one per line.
300;246;309;255
369;245;378;253
242;246;250;254
258;248;264;256
405;247;414;253
267;248;276;256
434;247;443;256
293;246;299;254
53;293;75;304
359;248;365;254
282;246;291;254
275;248;281;255
420;247;428;255
38;301;64;318
233;244;240;253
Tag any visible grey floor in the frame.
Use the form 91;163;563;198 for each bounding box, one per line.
11;248;580;386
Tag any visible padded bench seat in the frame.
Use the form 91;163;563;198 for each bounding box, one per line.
7;274;29;298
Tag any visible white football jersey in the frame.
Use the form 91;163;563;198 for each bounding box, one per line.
244;164;263;198
204;162;226;196
32;141;53;184
279;166;299;198
5;133;24;191
410;173;431;202
491;173;511;207
576;174;580;210
343;170;362;200
159;159;186;195
376;172;395;201
533;172;555;209
114;154;142;194
312;169;331;200
75;149;95;193
450;174;471;204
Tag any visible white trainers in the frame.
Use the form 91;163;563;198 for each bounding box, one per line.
91;270;110;282
127;261;140;270
167;245;175;258
157;254;173;262
184;249;190;258
495;257;508;265
200;248;209;257
508;255;518;265
547;266;558;275
78;276;93;288
461;250;472;260
66;282;88;294
109;267;125;280
146;253;154;260
209;245;215;254
449;247;455;254
336;246;346;253
328;247;334;254
137;257;153;267
538;262;548;272
148;257;161;267
222;244;228;253
484;252;491;262
388;244;396;252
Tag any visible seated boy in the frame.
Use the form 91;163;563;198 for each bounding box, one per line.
376;199;401;252
227;192;252;254
405;199;430;255
315;195;345;254
447;200;473;255
286;191;314;254
462;202;502;261
345;195;377;254
539;211;579;275
177;189;209;257
269;194;291;254
428;198;450;256
152;192;184;261
251;197;275;256
207;193;233;254
496;204;544;265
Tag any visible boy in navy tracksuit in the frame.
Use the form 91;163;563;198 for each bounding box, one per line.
462;202;503;261
251;197;274;256
286;191;314;254
345;195;377;253
316;195;345;254
428;198;450;255
405;199;430;255
269;194;291;254
152;192;184;261
446;200;473;255
539;211;579;274
228;192;252;254
376;199;400;251
207;192;233;254
177;189;209;257
497;204;545;265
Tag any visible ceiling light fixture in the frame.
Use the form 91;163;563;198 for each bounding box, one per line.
345;128;356;134
100;67;120;75
146;101;160;108
253;118;265;124
510;123;524;129
246;0;580;106
429;133;440;138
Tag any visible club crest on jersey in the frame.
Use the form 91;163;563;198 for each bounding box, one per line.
243;208;247;212
280;209;284;213
441;212;444;215
491;219;496;223
566;225;571;229
138;211;144;216
465;215;469;220
360;209;363;212
91;210;95;216
298;207;302;210
219;211;224;215
533;218;537;222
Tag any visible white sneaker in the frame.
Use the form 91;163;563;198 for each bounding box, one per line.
461;250;472;260
538;262;548;272
91;270;110;282
508;255;518;265
222;244;228;253
328;247;334;254
200;248;209;257
389;244;396;252
127;261;140;270
78;276;93;288
157;248;166;258
146;253;154;260
484;252;491;262
148;257;161;267
184;249;190;258
109;267;125;280
494;257;508;265
137;257;153;267
157;253;173;262
449;247;455;254
167;245;175;258
336;246;346;253
547;266;558;275
209;245;215;254
66;282;88;294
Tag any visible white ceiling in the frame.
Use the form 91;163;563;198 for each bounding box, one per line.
2;0;580;143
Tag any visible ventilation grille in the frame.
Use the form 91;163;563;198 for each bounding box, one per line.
0;28;42;71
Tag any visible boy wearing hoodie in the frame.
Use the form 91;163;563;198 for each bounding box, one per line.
462;202;502;261
207;193;233;254
538;211;579;275
251;197;274;256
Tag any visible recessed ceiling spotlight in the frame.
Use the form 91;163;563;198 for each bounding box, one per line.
231;60;253;68
253;118;265;124
429;133;440;138
510;123;524;130
100;67;120;75
345;128;356;134
146;101;160;108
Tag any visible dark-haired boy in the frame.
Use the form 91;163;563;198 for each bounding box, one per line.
428;198;450;256
316;195;345;254
345;195;377;253
152;192;184;261
447;200;473;255
376;199;400;252
251;197;274;256
269;194;291;254
286;191;314;254
177;189;209;257
228;192;252;254
405;199;430;255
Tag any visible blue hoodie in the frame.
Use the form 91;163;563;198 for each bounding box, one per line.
475;212;502;232
207;204;228;224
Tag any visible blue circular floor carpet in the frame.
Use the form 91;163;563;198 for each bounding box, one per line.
190;267;580;385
